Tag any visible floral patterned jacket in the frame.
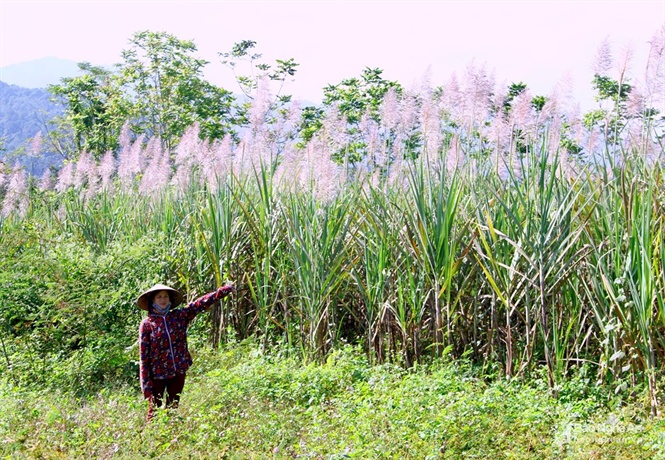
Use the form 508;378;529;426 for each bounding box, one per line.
139;285;233;399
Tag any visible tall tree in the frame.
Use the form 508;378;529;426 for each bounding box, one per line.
48;63;127;159
299;67;403;162
119;30;236;151
219;39;300;146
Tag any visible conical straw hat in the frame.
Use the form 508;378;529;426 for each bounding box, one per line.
136;284;184;311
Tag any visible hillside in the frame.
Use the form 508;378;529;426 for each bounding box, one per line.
0;81;63;174
0;56;82;89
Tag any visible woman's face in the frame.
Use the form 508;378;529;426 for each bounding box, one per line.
153;291;171;309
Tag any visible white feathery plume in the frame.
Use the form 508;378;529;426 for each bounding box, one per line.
419;88;442;165
493;82;509;119
278;99;302;136
552;73;575;115
398;90;420;133
320;103;349;155
390;91;420;164
194;138;212;188
626;86;645;117
172;125;201;193
117;123;132;156
74;150;95;190
567;104;586;150
645;26;665;109
232;137;252;178
55;161;75;193
593;37;613;77
140;138;170;196
539;90;561;123
623;120;645;161
175;124;200;169
248;76;272;134
387;152;409;190
29;132;43;158
39;169;53;191
274;144;303;193
441;72;463;121
84;157;100;200
488;114;511;178
99;150;116;192
445;134;464;174
1;164;29;218
616;44;634;84
243;78;275;171
196;140;216;188
586;126;600;157
380;87;400;132
462;62;495;132
302;135;340;202
117;134;145;191
209;134;234;185
360;110;382;172
510;91;534;129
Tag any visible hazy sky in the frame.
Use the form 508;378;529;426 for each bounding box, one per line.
1;0;663;109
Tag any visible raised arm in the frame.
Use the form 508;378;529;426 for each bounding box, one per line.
181;284;236;322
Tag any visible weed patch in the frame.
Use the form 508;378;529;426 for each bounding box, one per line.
1;343;662;459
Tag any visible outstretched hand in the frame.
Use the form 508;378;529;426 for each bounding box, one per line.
217;283;236;297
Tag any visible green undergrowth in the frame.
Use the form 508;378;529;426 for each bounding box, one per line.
1;343;664;459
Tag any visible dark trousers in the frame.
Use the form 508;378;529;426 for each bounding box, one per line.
148;373;186;420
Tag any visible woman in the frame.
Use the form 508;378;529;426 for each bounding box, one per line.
137;283;235;420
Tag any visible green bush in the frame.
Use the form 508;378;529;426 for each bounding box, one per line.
0;230;179;394
1;343;662;459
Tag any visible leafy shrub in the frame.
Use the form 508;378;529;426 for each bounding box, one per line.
2;342;661;459
0;230;178;394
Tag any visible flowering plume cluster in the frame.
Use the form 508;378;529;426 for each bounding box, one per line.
645;26;665;110
117;134;145;190
28;132;43;158
1;163;29;218
99;151;116;192
593;37;613;77
2;29;663;219
139;137;171;196
55;161;75;193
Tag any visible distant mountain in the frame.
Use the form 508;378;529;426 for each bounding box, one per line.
0;81;64;175
0;57;317;176
0;58;92;175
0;57;83;89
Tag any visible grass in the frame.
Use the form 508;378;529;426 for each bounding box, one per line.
2;33;665;458
1;342;663;459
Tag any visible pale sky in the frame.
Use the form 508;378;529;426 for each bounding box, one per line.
0;0;664;110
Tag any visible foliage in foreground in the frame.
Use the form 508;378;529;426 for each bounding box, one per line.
4;149;665;413
1;343;664;459
1;27;665;434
